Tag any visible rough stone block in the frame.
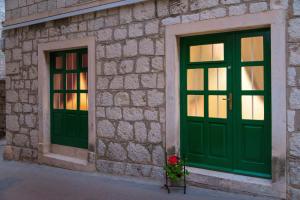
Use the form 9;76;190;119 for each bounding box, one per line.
127;142;151;163
133;1;155;21
123;107;143;121
270;0;289;10
148;122;162;143
152;145;164;166
6;115;19;132
129;23;143;38
123;39;138;57
134;122;147;143
290;134;300;157
290;88;300;109
124;74;139;89
117;121;134;140
139;38;154;55
289;18;300;42
97;120;115;138
109;76;123;89
13;134;29;147
145;20;159;35
249;2;268;13
136;57;150;73
229;4;247;16
190;0;219;11
108;143;127;161
120;60;134;74
148;90;164;107
114;92;130;106
200;7;226;20
131;90;146;107
106;43;122;58
106;107;122;120
141;73;157;88
96;92;113;106
97;139;106;157
97;28;112;41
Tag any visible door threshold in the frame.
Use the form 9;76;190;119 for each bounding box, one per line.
186;167;283;199
38;144;96;172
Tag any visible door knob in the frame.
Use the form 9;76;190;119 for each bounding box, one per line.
222;93;232;111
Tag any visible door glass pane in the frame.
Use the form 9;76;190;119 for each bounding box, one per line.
187;68;204;90
80;72;88;90
209;95;227;118
66;93;77;110
53;93;64;109
190;43;224;62
55;56;63;69
208;68;226;90
82;53;88;68
241;36;264;62
66;53;77;70
242;66;264;90
80;93;88;111
242;95;264;120
66;73;77;90
53;74;63;90
187;95;204;117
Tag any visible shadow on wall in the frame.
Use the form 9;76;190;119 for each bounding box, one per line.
0;80;4;138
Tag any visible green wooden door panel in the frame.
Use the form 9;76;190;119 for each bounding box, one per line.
186;121;205;155
180;29;271;178
50;49;88;149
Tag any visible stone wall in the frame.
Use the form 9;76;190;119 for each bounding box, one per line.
5;0;113;21
3;0;300;198
287;0;300;199
0;80;4;137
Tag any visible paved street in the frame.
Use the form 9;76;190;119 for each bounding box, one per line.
0;140;273;200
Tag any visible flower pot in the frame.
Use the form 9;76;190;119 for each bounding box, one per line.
168;177;184;187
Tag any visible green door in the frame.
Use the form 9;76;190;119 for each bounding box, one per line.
50;49;88;149
180;29;271;178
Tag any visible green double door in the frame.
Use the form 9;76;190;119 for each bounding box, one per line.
50;49;88;149
180;29;271;178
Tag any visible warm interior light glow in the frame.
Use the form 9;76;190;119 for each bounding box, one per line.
80;72;88;110
66;93;77;110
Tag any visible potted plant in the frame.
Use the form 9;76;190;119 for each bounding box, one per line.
164;155;189;186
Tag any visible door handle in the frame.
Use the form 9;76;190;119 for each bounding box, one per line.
222;93;232;111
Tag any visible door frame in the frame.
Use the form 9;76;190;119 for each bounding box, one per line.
37;37;96;165
165;10;286;198
180;29;271;178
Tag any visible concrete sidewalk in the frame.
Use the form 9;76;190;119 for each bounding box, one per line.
0;140;273;200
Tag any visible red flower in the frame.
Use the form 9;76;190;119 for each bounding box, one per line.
168;155;179;165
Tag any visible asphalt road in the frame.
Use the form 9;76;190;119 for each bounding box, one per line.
0;139;273;200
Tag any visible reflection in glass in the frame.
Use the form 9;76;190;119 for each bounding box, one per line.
66;73;77;90
187;68;204;90
241;36;264;62
190;43;224;62
55;56;63;69
208;68;226;90
54;74;63;90
242;66;264;90
66;53;77;70
187;95;204;117
82;53;88;68
242;95;264;120
209;95;227;118
80;72;88;90
80;93;88;111
66;93;77;110
53;93;64;109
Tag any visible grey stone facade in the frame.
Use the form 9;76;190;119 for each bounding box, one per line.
5;0;97;20
3;0;300;199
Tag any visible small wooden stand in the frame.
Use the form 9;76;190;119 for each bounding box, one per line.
164;152;187;194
